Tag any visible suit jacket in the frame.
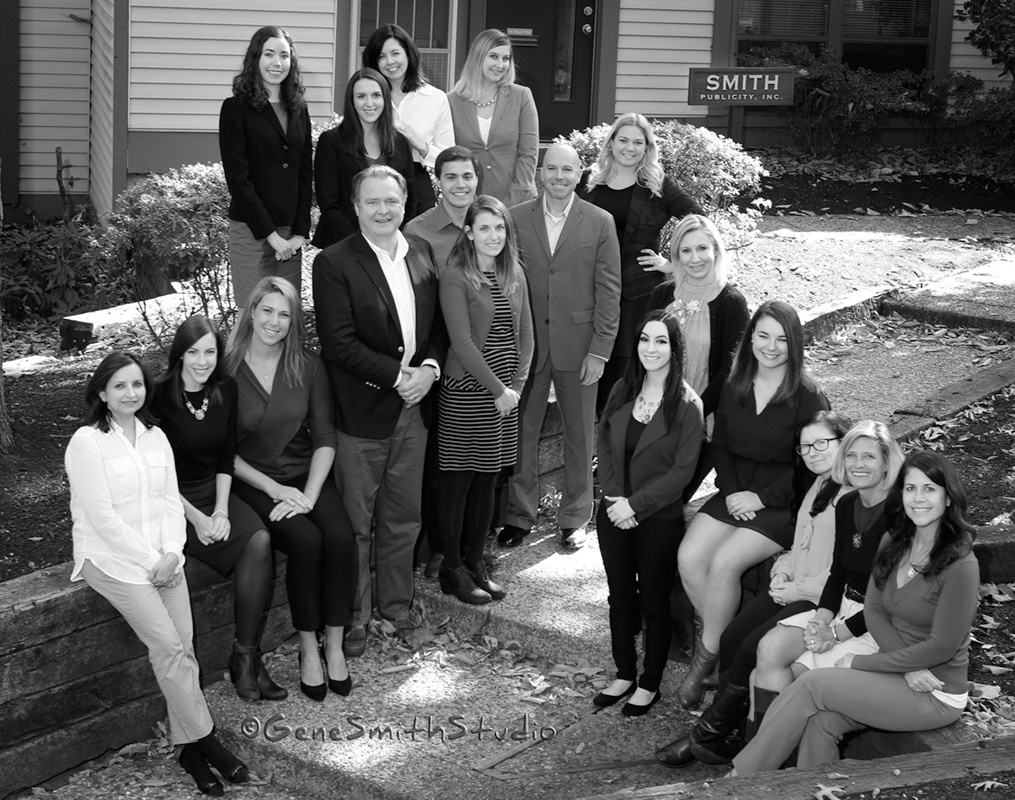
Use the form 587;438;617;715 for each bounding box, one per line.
219;96;312;240
439;266;534;397
510;195;621;373
580;175;703;300
597;384;704;520
447;84;538;207
311;126;418;249
312;232;447;439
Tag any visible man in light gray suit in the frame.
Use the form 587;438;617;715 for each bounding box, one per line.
498;143;621;550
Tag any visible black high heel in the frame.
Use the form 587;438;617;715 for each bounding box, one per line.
197;731;249;783
298;648;327;702
179;742;224;796
322;645;352;697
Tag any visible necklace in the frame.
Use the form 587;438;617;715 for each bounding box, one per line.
246;355;279;381
906;543;934;580
473;94;496;108
184;389;208;421
633;392;661;423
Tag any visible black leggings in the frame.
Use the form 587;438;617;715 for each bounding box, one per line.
438;470;498;569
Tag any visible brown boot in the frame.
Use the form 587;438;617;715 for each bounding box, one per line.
438;564;492;604
465;558;506;600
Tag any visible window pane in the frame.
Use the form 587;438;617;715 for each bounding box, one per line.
738;0;829;37
358;0;453;89
842;43;929;72
843;0;931;39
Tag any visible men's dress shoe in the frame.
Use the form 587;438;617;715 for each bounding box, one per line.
592;681;635;708
622;690;661;717
561;527;588;549
497;524;529;547
655;734;696;767
343;625;367;658
424;552;444;579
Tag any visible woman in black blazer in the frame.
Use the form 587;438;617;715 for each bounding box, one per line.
220;26;312;307
311;68;417;249
579;113;703;411
593;310;705;717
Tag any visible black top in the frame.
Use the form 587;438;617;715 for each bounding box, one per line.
151;378;238;483
622;416;647;496
594;184;636;242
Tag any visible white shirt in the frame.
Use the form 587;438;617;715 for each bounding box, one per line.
65;421;186;584
394;83;455;169
543;192;576;256
364;231;418;371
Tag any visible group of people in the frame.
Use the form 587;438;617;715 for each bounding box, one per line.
63;22;981;796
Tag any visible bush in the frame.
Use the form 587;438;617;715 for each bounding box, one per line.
556;120;767;252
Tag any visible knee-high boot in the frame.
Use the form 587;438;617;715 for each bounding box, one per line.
745;686;780;742
688;680;750;765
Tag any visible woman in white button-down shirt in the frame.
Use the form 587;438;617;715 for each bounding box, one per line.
65;352;249;796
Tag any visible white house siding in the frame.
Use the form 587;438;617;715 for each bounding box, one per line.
18;0;91;200
128;0;338;132
89;0;116;215
615;0;714;119
949;1;1008;89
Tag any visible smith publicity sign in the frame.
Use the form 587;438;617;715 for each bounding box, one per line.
688;68;796;106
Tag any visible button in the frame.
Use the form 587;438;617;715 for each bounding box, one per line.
398;346;405;353
283;144;289;150
486;164;492;169
282;162;289;168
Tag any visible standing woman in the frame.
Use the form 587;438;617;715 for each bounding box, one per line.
437;196;534;604
66;353;250;795
226;277;357;701
732;451;979;775
447;29;538;207
311;68;417;250
594;311;705;716
151;316;286;702
580;113;704;408
676;301;830;709
220;26;312;308
363;23;455;213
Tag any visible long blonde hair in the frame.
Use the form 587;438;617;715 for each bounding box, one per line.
225;276;307;387
586;113;666;197
453;29;516;101
669;214;728;287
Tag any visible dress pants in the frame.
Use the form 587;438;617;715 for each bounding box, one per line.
80;560;213;746
335;405;427;627
507;364;596;531
732;667;962;774
597;508;683;693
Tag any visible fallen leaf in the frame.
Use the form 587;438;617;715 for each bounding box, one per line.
814;783;845;800
973;779;1008;791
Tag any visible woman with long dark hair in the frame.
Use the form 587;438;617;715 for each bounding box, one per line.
220;26;312;307
311;68;417;249
66;352;250;795
732;451;979;775
151;315;285;701
593;310;705;716
362;23;455;213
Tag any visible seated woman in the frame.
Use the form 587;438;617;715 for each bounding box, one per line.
748;419;904;734
226;277;357;701
151;315;285;701
732;451;979;775
311;67;417;249
676;301;829;709
65;352;250;796
594;310;705;716
437;196;534;605
656;409;852;767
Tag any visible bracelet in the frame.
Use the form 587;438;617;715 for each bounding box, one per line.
831;624;840;643
213;510;229;520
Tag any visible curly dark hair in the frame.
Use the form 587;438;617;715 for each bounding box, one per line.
231;26;306;113
338;68;400;160
362;23;427;93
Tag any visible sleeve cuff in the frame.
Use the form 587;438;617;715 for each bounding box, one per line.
423;359;441;380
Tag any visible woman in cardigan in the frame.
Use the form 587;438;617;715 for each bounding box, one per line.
676;301;830;709
151;315;285;702
447;29;538;207
580;113;703;410
732;451;979;775
311;68;417;249
436;196;533;604
594;310;705;716
66;352;250;795
363;23;455;213
226;277;357;701
219;26;312;307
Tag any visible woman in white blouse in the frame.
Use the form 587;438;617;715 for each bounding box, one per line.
363;23;455;213
65;352;249;797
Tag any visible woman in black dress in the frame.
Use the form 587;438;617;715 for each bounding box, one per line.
152;315;285;702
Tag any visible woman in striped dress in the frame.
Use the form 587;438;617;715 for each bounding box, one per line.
437;195;534;604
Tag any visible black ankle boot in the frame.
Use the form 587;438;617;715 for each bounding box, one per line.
745;686;780;742
465;558;506;599
676;624;718;709
438;564;492;605
179;742;224;796
655;733;696;768
229;643;260;701
688;681;750;765
197;731;249;783
254;650;288;701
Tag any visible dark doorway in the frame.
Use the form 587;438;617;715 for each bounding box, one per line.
485;0;597;139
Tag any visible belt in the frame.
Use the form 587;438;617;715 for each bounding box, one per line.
844;585;866;603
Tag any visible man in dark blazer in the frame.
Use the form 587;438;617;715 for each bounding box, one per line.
313;165;446;657
499;143;622;550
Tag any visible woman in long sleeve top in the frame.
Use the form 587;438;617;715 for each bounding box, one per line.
732;450;979;775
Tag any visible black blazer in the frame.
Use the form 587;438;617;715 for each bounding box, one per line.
311;126;418;249
312;232;447;439
218;96;312;239
597;386;704;520
580;175;702;301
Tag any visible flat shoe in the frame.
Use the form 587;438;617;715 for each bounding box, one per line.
622;690;660;717
593;681;635;708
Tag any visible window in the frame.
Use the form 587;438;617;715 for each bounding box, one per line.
358;0;455;89
736;0;935;73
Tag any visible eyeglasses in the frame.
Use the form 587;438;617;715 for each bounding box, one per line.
796;437;840;455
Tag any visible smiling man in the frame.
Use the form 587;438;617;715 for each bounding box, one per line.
312;165;447;656
499;143;621;550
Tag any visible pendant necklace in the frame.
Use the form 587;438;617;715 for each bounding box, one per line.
184;389;208;421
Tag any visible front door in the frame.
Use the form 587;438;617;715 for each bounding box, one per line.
485;0;597;139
